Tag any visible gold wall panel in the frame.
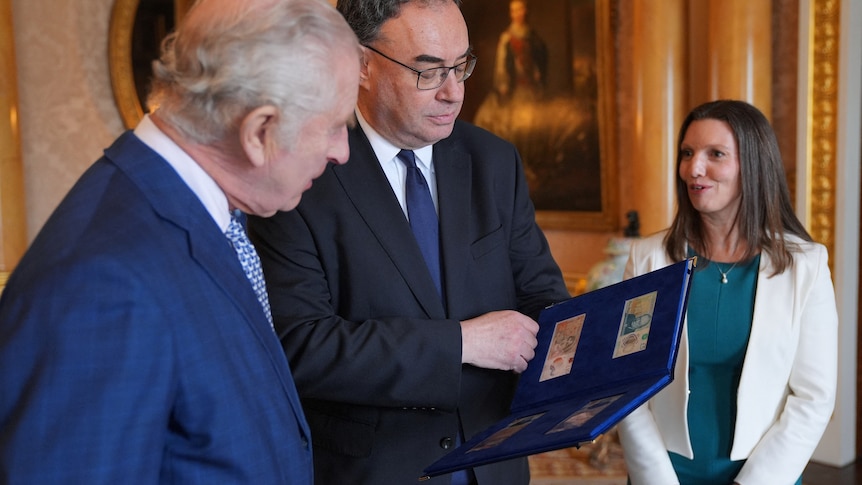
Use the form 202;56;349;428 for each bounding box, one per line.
805;0;839;271
0;0;28;286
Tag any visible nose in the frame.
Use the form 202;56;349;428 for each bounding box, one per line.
680;153;705;179
329;128;350;166
436;71;464;102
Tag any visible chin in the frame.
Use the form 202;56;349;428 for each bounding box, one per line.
435;123;456;136
281;197;301;213
420;128;455;147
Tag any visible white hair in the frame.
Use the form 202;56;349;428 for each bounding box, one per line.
148;0;359;145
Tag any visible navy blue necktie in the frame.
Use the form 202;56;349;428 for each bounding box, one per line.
397;150;443;298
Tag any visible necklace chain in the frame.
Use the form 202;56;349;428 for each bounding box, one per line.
713;261;738;284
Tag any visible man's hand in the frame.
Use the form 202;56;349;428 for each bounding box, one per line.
460;310;539;373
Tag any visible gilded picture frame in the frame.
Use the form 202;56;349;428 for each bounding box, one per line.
109;0;191;129
108;0;144;129
461;0;619;231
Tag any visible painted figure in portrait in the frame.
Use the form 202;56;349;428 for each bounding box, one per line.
465;0;604;213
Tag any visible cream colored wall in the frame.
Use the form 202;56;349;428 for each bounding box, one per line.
11;0;124;240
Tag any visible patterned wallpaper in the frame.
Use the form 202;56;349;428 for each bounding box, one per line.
12;0;125;241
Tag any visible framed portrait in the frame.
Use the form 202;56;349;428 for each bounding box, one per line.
109;0;193;129
461;0;619;231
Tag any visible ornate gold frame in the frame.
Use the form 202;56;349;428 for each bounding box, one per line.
535;0;619;232
108;0;143;129
109;0;192;129
805;0;839;271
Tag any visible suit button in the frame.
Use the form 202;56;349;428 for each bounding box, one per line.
439;437;454;449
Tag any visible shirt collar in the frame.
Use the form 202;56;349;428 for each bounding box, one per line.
134;115;231;231
355;109;434;170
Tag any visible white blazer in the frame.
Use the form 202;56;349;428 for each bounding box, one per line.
617;231;838;485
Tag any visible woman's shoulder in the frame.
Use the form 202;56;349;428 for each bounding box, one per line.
768;233;830;277
782;233;828;257
626;230;673;275
630;230;669;252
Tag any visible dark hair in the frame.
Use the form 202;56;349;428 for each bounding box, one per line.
336;0;461;45
664;99;812;274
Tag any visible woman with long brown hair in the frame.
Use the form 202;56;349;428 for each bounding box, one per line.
618;100;838;485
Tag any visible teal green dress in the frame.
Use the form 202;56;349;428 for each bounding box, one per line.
668;251;799;485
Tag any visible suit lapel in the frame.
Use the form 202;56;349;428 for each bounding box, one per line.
335;127;445;318
103;132;311;432
744;251;792;365
433;138;472;315
107;133;272;338
183;214;313;435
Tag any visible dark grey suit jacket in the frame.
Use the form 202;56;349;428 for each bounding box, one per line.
250;120;570;484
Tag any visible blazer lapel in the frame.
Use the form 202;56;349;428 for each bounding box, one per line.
334;127;445;318
433;139;472;315
104;132;311;432
107;133;273;340
739;251;793;383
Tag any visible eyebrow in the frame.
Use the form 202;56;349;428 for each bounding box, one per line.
412;47;473;65
680;143;732;152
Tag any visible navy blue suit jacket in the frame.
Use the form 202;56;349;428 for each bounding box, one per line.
249;121;570;484
0;132;312;483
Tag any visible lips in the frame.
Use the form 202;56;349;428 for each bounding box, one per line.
429;111;458;124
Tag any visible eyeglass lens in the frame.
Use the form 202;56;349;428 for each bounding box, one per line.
417;57;477;90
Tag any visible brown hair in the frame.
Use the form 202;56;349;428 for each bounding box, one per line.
664;100;812;275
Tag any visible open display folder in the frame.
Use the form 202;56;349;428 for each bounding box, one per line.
421;258;696;480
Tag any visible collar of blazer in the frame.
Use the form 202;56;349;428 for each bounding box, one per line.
328;127;477;318
104;132;305;412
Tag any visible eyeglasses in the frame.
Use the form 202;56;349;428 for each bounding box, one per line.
364;45;477;90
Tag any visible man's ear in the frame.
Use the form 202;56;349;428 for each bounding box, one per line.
240;105;279;168
359;46;373;90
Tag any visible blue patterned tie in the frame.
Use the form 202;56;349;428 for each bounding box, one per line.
225;211;274;331
397;150;443;298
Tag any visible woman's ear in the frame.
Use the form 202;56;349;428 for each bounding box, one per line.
239;105;279;168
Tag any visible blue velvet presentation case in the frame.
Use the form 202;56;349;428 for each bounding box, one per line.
422;258;696;480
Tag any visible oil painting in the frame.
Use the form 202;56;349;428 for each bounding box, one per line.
461;0;618;230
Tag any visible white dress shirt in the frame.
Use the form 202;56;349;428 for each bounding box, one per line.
354;109;438;219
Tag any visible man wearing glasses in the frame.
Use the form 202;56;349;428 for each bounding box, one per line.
248;1;569;484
